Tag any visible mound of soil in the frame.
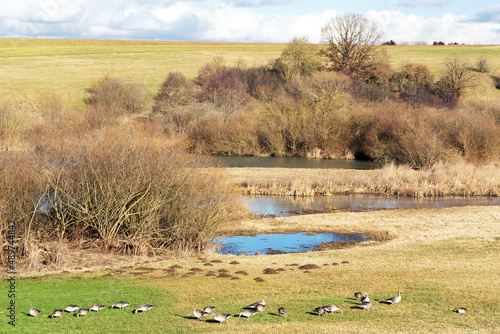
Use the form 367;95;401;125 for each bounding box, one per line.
203;263;214;266
205;271;216;277
254;277;265;282
218;269;229;273
235;271;249;275
263;268;279;274
229;261;240;265
298;264;320;270
189;267;203;272
211;260;223;263
169;264;183;269
218;273;232;278
230;276;241;280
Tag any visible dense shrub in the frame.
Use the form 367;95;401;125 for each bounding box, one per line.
153;72;195;113
0;127;240;265
86;77;147;114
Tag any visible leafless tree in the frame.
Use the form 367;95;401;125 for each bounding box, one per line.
321;13;382;73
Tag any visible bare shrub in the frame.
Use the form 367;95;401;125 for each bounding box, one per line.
392;63;434;93
475;57;490;73
153;72;195;113
271;36;322;81
197;67;251;114
435;57;475;100
86;77;147;114
0;127;240;261
442;107;500;162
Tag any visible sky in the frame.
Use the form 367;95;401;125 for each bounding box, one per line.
1;0;499;44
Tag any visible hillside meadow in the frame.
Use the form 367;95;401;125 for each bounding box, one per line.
1;39;500;102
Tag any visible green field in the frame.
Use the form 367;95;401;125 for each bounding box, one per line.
1;38;500;104
4;206;500;333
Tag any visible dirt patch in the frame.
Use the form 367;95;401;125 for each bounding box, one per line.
229;261;240;265
211;260;223;263
263;268;279;274
218;273;232;278
169;264;183;269
235;271;249;275
298;264;320;270
230;276;241;280
205;271;216;277
189;268;203;272
254;277;265;282
203;263;213;266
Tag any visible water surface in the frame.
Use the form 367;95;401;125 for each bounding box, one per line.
216;156;382;170
214;232;370;255
244;195;500;217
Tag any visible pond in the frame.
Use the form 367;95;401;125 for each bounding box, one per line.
213;232;372;255
243;195;500;217
215;156;382;170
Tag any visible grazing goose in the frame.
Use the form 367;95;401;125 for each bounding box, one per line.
324;304;343;314
249;296;265;308
76;308;89;317
278;307;287;318
360;299;372;311
315;306;327;316
29;304;41;317
51;309;64;318
239;309;258;318
63;305;79;313
361;293;370;303
111;301;129;309
134;304;154;313
255;303;265;314
454;307;467;314
193;304;207;320
386;290;401;305
203;306;216;315
354;292;363;299
90;304;105;312
212;313;231;324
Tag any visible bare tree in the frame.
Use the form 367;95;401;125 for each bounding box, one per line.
321;13;382;73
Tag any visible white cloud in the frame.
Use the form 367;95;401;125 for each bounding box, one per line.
0;1;499;44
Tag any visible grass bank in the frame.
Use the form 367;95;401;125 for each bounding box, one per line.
5;206;499;333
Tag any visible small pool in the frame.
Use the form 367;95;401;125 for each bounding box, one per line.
213;232;371;255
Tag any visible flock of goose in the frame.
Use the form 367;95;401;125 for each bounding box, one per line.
192;290;408;324
29;302;153;318
30;289;467;324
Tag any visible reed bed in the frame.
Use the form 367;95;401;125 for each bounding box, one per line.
228;162;500;197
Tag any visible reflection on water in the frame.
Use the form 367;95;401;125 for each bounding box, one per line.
244;195;500;217
216;156;382;170
214;232;369;255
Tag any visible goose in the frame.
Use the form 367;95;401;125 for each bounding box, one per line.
360;299;372;311
454;307;467;314
386;290;401;305
354;292;363;299
90;304;105;312
255;303;265;314
361;293;370;303
51;309;64;318
315;306;327;316
212;313;231;324
134;304;154;313
278;307;287;318
111;301;129;309
76;308;89;317
63;305;79;313
29;304;41;317
324;304;343;314
249;296;265;308
203;306;216;315
239;309;258;318
193;304;207;320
